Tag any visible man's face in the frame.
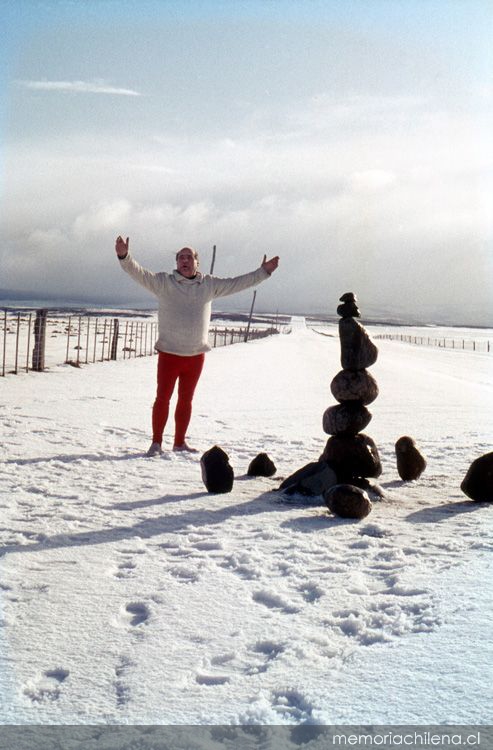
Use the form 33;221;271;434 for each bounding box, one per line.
176;248;198;278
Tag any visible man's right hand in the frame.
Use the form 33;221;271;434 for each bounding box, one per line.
115;236;129;258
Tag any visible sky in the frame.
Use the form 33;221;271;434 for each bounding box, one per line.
1;0;492;323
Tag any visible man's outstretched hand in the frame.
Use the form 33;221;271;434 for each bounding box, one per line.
262;255;280;275
115;236;129;259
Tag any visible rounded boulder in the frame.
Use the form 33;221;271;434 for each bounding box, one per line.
324;484;372;519
395;436;427;480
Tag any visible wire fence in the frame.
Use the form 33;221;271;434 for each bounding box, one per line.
374;332;491;353
0;309;283;377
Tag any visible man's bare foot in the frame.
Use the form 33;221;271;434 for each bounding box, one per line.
173;442;198;453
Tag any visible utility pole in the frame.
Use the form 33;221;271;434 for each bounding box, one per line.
210;245;217;274
244;290;257;342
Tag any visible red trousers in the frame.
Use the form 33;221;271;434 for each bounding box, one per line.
152;351;205;446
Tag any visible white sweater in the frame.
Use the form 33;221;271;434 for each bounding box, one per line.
119;253;270;356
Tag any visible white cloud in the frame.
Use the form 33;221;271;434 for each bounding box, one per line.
17;80;142;96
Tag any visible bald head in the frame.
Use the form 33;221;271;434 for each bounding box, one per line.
176;247;199;278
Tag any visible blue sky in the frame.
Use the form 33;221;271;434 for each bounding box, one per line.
1;0;492;322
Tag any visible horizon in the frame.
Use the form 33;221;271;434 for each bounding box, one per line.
1;0;492;325
1;286;492;330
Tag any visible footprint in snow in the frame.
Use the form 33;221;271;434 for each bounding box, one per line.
252;589;300;614
124;602;150;627
23;668;69;703
246;640;285;674
195;673;230;686
271;689;314;722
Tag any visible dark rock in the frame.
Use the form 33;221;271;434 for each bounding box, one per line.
320;434;382;480
330;369;379;405
200;446;234;494
460;452;493;502
247;453;277;477
339;292;358;303
322;402;372;436
339;318;378;370
336;301;361;318
395;436;427;480
351;477;386;500
279;460;338;496
324;484;372;519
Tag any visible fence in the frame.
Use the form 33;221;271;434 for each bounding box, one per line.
0;309;281;377
374;332;491;353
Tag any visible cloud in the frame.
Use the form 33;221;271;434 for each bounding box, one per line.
17;80;142;96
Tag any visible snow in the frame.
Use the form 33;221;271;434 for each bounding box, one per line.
0;317;492;726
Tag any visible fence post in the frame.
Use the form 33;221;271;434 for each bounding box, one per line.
32;309;48;371
2;310;6;376
76;315;82;365
93;319;98;363
85;317;90;363
101;320;107;361
26;313;32;372
110;318;119;360
14;313;21;374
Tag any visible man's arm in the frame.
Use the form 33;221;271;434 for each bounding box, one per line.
115;235;163;296
211;255;280;299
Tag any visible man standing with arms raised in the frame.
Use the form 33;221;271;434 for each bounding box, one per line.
115;236;279;456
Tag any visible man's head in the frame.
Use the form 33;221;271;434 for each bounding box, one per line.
176;247;199;278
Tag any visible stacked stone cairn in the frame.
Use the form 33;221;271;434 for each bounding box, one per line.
321;292;382;519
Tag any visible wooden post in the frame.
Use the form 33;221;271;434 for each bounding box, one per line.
65;316;72;363
85;317;90;364
110;318;119;360
26;313;32;372
210;244;217;274
32;309;47;371
14;313;21;374
93;319;98;363
2;310;6;376
76;316;82;365
244;290;257;342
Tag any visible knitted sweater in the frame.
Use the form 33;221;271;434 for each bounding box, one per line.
119;253;270;356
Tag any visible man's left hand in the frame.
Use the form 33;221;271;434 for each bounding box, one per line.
262;255;280;275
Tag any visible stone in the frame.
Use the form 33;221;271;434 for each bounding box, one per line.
339;292;358;303
395;436;427;480
339;317;378;370
351;477;385;500
247;453;277;477
324;484;372;519
460;452;493;502
330;369;379;405
337;301;361;318
279;460;338;496
320;434;382;480
322;403;372;436
200;445;234;494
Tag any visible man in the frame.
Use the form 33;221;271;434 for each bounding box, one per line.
115;236;279;456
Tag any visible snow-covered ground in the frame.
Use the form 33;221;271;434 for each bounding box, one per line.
0;318;492;725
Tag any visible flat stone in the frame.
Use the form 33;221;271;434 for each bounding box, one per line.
395;436;427;480
461;452;493;502
322;403;372;436
247;453;277;477
324;484;372;519
200;445;234;494
330;369;379;405
339;318;378;370
279;460;338;496
320;434;382;481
